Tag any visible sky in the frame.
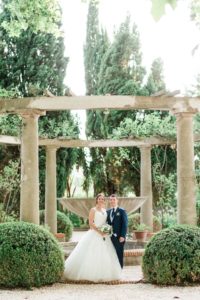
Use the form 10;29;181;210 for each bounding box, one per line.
59;0;200;95
59;0;200;136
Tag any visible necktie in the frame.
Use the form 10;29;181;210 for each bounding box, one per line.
111;208;115;221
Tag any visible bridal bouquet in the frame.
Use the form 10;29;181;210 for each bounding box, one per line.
99;224;113;241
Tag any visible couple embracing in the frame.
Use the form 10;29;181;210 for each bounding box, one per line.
64;193;128;282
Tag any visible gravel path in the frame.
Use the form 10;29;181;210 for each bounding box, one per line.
1;266;200;300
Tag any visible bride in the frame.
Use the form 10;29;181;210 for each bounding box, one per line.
64;193;122;282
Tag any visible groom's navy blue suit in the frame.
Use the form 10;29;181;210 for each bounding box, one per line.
107;207;128;268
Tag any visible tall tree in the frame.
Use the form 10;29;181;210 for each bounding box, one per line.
146;58;166;95
0;0;61;37
98;18;145;96
0;0;79;213
85;16;147;195
83;0;110;194
84;0;99;95
0;30;68;96
84;0;109;95
84;9;177;209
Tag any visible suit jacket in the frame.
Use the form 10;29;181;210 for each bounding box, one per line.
107;207;128;239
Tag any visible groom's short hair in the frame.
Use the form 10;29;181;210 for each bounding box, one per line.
110;194;117;198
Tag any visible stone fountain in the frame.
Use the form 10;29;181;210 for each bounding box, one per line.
58;197;147;218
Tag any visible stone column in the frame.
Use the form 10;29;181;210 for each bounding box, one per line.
175;112;196;225
45;146;58;234
20;110;44;224
140;145;153;230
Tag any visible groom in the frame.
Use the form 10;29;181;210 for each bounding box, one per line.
107;194;128;268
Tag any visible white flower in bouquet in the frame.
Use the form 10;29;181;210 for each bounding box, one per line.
99;224;113;240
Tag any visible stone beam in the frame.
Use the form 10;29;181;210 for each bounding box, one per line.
0;135;20;145
0;134;200;148
39;137;175;148
0;96;200;112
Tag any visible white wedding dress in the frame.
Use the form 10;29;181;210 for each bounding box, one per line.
64;208;122;282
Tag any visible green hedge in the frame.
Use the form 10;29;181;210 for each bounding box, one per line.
67;212;82;227
40;210;73;241
128;213;162;232
0;222;64;288
142;225;200;285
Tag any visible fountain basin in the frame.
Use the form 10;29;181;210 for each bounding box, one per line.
58;197;147;219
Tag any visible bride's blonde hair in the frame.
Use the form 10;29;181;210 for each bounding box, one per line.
95;193;105;204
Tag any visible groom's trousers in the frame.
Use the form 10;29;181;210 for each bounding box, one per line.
111;236;125;268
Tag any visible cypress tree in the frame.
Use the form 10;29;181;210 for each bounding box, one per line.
84;0;100;95
85;16;147;195
98;17;145;96
146;57;166;95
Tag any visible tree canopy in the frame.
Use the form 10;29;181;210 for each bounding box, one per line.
0;0;61;37
0;0;79;215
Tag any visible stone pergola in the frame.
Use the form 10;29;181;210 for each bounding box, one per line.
0;95;199;232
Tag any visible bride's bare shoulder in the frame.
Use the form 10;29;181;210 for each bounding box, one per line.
90;207;96;212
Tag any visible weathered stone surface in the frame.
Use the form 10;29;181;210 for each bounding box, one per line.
59;197;147;219
0;95;200;112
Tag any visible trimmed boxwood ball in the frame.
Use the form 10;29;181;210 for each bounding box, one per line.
40;210;73;241
0;222;64;288
142;225;200;285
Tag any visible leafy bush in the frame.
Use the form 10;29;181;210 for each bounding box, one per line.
158;210;177;228
142;225;200;285
66;211;82;227
0;159;21;214
0;222;64;288
40;210;73;241
128;213;140;231
134;223;149;231
128;213;161;232
0;204;16;223
112;113;176;139
57;211;73;241
153;215;162;231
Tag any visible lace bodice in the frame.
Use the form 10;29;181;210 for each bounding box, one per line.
93;208;107;227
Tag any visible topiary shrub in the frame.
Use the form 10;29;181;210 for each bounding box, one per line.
0;222;64;288
142;225;200;285
128;213;162;232
40;210;73;241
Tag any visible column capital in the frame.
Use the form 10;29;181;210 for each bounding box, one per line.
45;145;59;151
139;144;152;151
171;108;197;117
19;109;46;118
